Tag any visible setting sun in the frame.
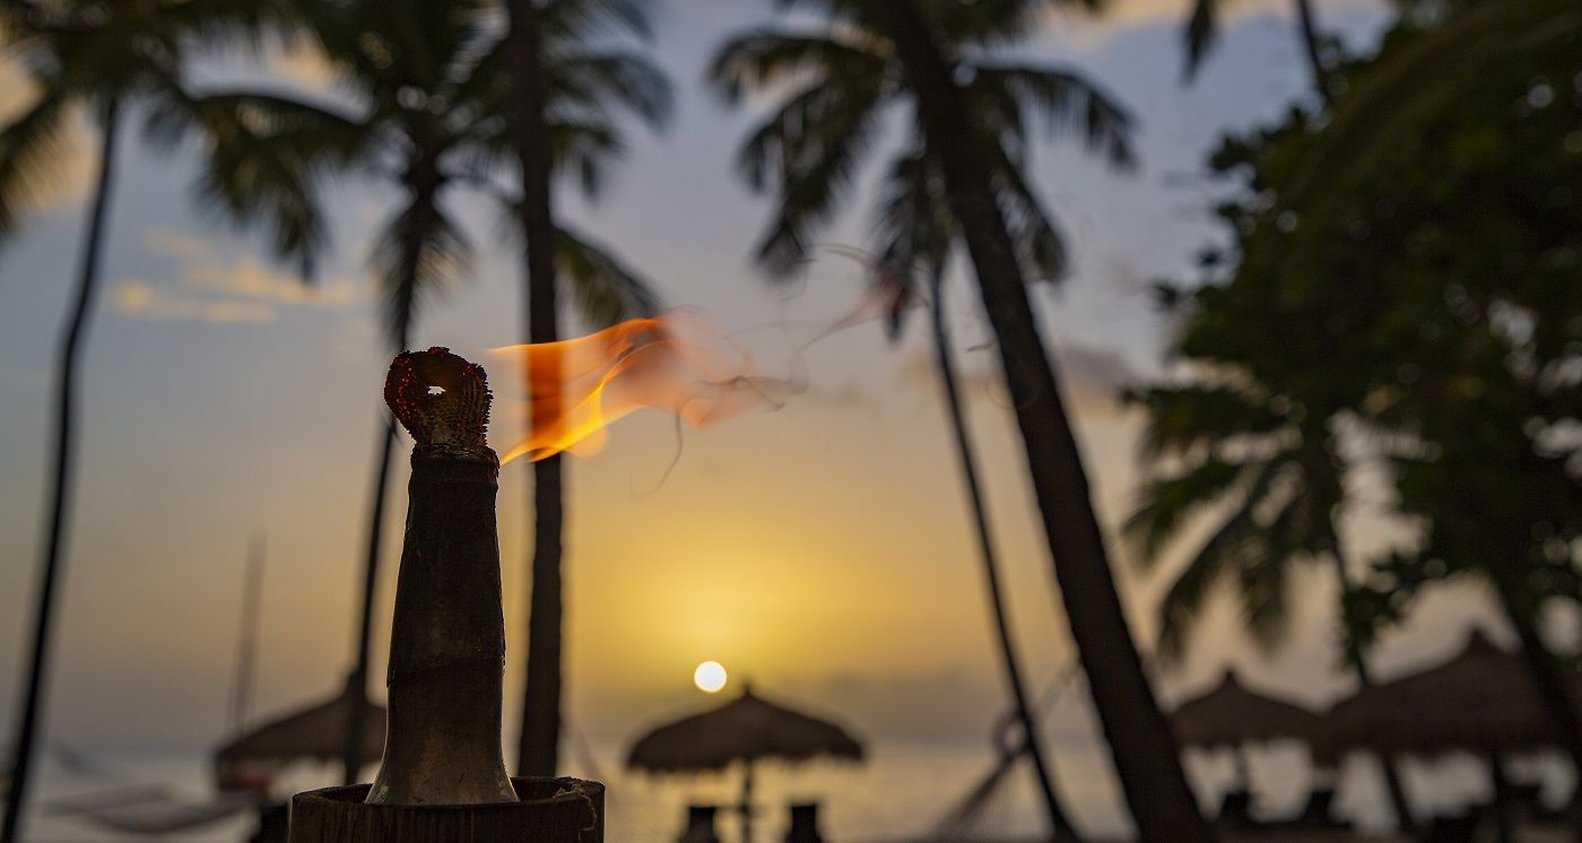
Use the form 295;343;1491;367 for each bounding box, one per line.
693;660;727;693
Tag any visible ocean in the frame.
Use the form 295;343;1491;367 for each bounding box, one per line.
15;739;1565;841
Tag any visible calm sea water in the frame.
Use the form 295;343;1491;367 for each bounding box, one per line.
16;740;1569;841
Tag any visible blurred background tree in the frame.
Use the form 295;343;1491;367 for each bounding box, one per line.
1136;0;1582;824
0;1;302;837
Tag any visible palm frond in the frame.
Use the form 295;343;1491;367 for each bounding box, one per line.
542;0;654;41
1155;459;1280;663
872;145;951;273
370;197;471;348
1237;493;1299;654
744;77;887;277
483;190;659;326
1125;456;1247;567
706;28;887;105
463;110;628;200
1260;0;1580;276
148;88;371;278
556;223;662;327
985;137;1068;283
1181;0;1218;82
550;49;674;130
1131;383;1286;457
968;62;1136;170
869;145;950;341
0;81;72;244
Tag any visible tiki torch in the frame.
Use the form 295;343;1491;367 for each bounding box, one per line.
288;348;603;842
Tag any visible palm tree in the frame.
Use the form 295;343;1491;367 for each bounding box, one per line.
501;0;669;777
1216;0;1582;803
1244;0;1577;279
826;82;1133;836
1124;379;1417;830
0;2;297;838
709;2;1211;838
1181;0;1335;103
162;0;665;783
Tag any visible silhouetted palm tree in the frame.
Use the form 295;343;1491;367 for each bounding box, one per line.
1182;0;1335;102
162;0;664;783
1246;0;1578;266
834;82;1132;837
708;2;1210;838
0;2;296;837
1125;381;1417;830
501;0;670;777
1219;0;1582;814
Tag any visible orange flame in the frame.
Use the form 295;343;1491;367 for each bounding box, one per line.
490;312;786;465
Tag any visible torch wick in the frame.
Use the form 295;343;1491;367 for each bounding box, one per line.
385;347;494;451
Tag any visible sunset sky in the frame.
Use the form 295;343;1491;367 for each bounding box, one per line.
0;0;1508;771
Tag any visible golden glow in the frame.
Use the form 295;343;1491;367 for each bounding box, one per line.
694;660;728;693
490;313;784;465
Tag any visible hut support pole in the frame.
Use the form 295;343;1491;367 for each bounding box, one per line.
740;758;755;843
1331;546;1416;832
1235;744;1252;794
1486;749;1515;843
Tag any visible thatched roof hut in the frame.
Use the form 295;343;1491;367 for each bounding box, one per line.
627;685;863;843
1171;669;1325;751
627;686;863;772
1324;629;1558;757
213;684;384;776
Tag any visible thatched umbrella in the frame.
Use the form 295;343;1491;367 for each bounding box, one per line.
1325;629;1562;843
1173;668;1325;750
1326;629;1557;757
212;681;385;790
626;685;864;843
1170;668;1325;799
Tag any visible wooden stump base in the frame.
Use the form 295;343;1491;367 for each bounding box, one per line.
287;777;603;842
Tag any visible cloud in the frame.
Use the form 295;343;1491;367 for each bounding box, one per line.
114;280;277;324
113;230;362;325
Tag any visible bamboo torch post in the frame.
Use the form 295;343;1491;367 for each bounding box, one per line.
288;348;603;842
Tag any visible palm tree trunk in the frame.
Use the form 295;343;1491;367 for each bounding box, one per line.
1328;548;1414;832
1490;571;1582;838
341;412;400;785
929;273;1082;841
1291;0;1333;105
874;7;1211;840
1;98;122;843
507;0;564;778
1486;748;1516;843
341;159;433;785
879;8;1208;841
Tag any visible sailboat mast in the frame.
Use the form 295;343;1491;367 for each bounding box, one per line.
230;535;264;734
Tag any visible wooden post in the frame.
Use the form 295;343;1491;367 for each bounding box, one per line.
739;758;754;843
288;349;604;841
1486;748;1515;843
289;777;602;842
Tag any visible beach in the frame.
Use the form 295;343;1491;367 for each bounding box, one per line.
17;738;1571;842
